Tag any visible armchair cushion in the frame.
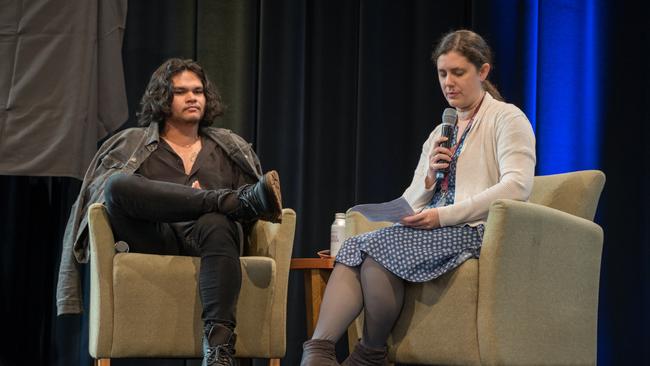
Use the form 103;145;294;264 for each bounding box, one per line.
110;254;276;357
389;259;481;365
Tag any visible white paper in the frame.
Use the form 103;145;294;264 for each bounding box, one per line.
348;197;415;222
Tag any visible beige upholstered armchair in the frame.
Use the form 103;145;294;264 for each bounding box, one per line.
346;170;605;365
87;203;296;366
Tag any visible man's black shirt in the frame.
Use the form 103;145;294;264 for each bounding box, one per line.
136;135;248;190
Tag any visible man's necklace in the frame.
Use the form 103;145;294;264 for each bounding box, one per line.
189;150;199;163
164;136;199;148
163;137;201;163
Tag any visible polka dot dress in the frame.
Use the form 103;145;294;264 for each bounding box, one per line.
336;124;485;282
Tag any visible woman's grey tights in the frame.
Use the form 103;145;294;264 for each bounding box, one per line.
311;257;404;347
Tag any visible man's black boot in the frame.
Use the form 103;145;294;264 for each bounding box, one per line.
227;170;283;223
202;323;237;366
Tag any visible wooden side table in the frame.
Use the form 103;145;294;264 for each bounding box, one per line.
290;257;335;337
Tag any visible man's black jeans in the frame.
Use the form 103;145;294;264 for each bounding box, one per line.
103;173;242;329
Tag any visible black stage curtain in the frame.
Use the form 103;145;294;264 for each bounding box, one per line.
593;2;650;364
1;1;648;365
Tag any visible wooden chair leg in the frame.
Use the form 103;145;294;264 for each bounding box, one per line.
268;359;281;366
94;359;110;366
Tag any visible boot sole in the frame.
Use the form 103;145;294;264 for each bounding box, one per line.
263;170;283;223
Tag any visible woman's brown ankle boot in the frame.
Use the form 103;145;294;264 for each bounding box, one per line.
300;339;340;366
341;341;388;366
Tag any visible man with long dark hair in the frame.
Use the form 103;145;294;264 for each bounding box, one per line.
57;58;283;366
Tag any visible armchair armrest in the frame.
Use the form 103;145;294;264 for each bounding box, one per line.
477;199;603;365
88;203;117;357
248;209;296;263
247;209;297;295
344;210;392;237
245;208;297;356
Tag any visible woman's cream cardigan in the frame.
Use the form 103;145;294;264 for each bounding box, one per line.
402;92;536;227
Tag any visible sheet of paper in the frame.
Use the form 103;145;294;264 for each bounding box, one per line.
348;197;415;222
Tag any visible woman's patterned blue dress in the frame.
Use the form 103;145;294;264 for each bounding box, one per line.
336;125;484;282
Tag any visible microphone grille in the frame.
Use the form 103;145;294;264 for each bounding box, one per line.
442;108;457;125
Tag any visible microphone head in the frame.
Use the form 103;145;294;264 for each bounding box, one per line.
442;108;457;125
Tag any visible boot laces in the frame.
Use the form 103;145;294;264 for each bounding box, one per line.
239;184;262;214
205;342;236;366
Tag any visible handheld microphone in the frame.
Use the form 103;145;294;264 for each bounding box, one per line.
435;108;457;182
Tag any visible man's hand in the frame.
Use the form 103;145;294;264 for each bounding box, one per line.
191;180;202;189
400;208;441;230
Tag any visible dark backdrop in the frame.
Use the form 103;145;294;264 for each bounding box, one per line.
1;1;648;365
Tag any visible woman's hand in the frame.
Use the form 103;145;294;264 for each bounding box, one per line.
400;208;441;230
426;136;453;186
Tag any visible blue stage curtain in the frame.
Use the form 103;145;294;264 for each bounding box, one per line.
477;0;602;175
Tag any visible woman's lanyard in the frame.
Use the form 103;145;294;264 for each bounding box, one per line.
440;93;485;192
